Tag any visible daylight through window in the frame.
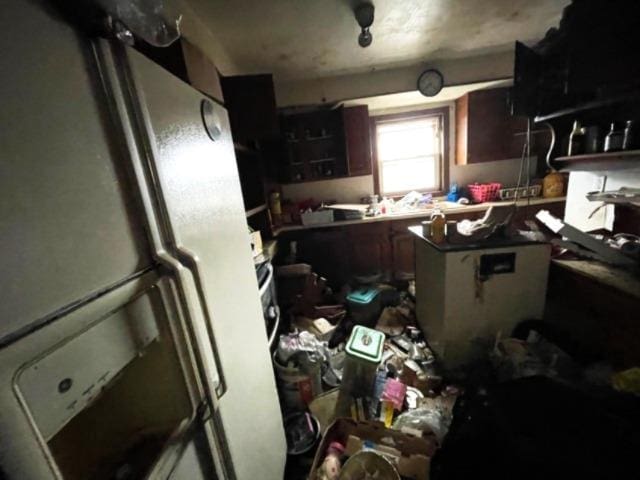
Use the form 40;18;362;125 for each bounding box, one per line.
375;114;444;196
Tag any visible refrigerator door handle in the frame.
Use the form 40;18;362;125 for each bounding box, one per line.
174;246;227;397
94;41;225;405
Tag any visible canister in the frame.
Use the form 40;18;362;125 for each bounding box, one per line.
336;326;384;416
346;288;381;327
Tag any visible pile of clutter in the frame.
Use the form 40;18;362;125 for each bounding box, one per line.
273;264;460;479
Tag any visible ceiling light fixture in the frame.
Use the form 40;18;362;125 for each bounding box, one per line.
354;2;375;48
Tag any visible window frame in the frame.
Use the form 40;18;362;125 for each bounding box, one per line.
371;106;450;198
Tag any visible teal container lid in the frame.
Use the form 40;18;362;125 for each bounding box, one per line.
346;325;384;363
346;288;379;305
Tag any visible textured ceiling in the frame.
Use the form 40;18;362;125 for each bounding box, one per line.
187;0;567;81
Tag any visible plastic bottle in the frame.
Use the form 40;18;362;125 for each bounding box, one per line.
317;442;345;480
269;191;282;225
542;171;564;198
430;208;446;244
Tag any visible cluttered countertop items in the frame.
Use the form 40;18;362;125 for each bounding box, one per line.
408;203;545;252
273;195;566;235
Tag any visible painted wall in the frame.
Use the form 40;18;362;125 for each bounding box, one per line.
281;174;374;204
280;98;538;204
275;50;514;107
564;169;640;231
176;0;240;73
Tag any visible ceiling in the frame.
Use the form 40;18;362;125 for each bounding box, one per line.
187;0;568;82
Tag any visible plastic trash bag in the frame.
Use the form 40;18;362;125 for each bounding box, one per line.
393;407;447;443
97;0;181;46
277;331;327;364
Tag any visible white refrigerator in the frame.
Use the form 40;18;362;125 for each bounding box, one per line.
0;2;285;479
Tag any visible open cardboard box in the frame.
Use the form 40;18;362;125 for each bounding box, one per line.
308;418;437;480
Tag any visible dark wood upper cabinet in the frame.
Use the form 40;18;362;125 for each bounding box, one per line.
343;105;373;176
220;74;279;143
455;87;527;165
279;107;348;183
275;105;373;183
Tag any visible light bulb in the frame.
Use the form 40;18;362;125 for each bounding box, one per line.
359;28;372;47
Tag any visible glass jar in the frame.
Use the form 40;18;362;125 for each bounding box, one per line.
430;208;446;244
604;122;624;152
568;120;586;156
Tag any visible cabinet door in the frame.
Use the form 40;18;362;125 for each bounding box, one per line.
392;232;416;280
343;105;373;176
467;88;509;164
456;87;528;164
297;229;351;288
220;74;278;142
389;219;425;280
346;223;391;278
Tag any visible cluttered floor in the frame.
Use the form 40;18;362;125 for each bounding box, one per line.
272;264;640;480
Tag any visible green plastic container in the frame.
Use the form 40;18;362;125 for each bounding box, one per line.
345;325;384;363
346;288;381;327
336;326;385;416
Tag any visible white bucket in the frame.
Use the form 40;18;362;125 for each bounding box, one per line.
273;352;321;411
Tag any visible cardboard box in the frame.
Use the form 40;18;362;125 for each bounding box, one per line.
308;418;436;480
181;39;224;103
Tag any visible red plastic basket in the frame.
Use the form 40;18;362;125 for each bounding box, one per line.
467;182;502;203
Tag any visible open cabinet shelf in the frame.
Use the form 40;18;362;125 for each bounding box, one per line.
554;149;640;172
534;93;640;123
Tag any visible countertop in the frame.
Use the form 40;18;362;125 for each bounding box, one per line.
551;258;640;299
408;225;543;252
273;196;566;236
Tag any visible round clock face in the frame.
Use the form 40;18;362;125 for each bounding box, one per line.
417;69;444;97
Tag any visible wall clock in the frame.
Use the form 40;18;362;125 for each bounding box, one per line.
417;69;444;97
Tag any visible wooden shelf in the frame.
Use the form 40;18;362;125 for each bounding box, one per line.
309;157;336;164
534;92;640;123
554;149;640;172
234;142;259;155
286;135;335;143
245;203;268;218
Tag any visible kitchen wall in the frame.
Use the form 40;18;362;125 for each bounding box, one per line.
275;50;514;107
564;168;640;231
372;100;538;190
176;0;240;73
281;98;538;204
281;174;374;204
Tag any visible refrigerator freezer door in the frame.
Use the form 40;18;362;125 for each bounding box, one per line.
0;0;152;345
115;46;286;479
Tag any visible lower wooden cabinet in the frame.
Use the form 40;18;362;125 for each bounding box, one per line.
345;223;391;278
391;233;416;280
295;229;351;288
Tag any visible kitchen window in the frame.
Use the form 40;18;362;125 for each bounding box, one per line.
372;107;449;197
